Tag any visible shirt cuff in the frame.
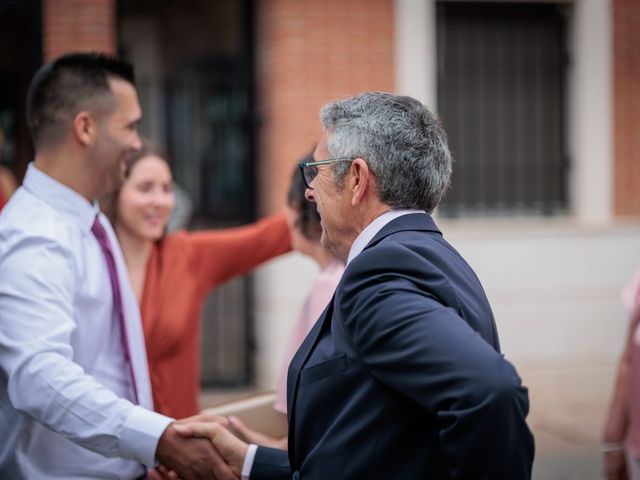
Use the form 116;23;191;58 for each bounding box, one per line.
242;444;258;480
119;405;174;466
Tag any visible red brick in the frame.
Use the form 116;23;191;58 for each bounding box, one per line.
613;0;640;217
256;0;394;214
42;0;116;61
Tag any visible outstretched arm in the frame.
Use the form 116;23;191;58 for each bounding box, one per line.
189;213;291;289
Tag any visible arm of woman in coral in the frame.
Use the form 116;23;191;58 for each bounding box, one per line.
188;213;292;289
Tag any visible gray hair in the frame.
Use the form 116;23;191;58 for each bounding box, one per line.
320;92;452;213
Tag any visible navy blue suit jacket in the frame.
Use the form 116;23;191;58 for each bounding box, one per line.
252;214;534;479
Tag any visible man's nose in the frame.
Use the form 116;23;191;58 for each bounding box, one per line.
131;132;142;152
304;187;315;202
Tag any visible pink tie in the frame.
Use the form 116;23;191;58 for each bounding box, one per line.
91;216;139;404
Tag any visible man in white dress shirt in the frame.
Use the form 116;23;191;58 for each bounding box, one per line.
0;53;234;479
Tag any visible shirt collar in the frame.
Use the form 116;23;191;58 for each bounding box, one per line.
22;163;100;232
346;209;426;265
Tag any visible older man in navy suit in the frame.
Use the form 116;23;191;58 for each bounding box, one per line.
178;92;535;479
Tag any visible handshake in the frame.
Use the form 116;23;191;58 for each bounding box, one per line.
152;414;253;480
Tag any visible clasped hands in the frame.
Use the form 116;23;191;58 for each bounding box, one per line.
153;414;249;480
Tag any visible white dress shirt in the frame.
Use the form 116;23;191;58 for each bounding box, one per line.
345;209;426;265
0;164;172;479
242;209;426;479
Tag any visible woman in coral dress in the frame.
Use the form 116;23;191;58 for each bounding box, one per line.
103;144;291;418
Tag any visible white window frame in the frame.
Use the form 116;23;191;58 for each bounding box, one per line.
395;0;612;224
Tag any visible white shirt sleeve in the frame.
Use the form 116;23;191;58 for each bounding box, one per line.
242;444;258;479
0;235;172;465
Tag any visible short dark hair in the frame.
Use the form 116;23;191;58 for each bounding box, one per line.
27;52;136;148
288;152;322;242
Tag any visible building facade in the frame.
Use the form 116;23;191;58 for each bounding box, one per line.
1;0;639;474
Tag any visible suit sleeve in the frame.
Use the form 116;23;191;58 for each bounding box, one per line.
250;446;291;480
188;213;292;289
337;243;534;479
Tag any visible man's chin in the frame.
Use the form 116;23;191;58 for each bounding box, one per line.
320;233;344;263
104;173;123;195
320;231;328;249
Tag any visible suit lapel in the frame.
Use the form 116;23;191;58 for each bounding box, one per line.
285;214;439;465
287;293;335;465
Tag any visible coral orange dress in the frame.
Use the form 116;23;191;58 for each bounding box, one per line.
140;214;291;418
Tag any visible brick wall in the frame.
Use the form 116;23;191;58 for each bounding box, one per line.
613;0;640;217
255;0;394;214
43;0;116;61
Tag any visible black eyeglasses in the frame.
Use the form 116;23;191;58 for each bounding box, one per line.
298;158;355;189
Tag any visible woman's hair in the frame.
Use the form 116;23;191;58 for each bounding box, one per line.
287;152;322;242
100;141;170;225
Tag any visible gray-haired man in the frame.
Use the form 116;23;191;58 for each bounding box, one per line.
178;92;535;480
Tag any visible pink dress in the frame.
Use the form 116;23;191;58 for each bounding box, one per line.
274;260;344;413
623;268;640;458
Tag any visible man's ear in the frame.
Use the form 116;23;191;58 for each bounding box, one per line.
73;111;96;147
349;158;371;206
